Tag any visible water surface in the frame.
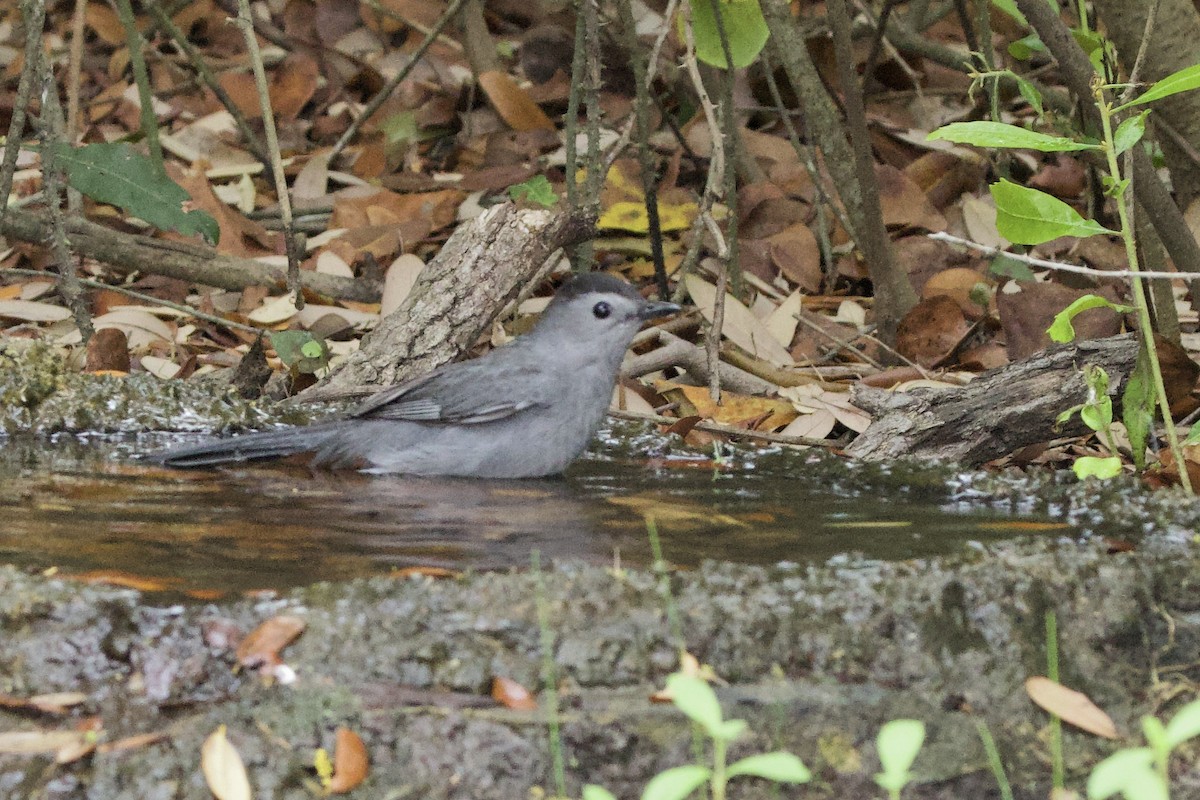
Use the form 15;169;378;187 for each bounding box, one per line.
0;424;1077;595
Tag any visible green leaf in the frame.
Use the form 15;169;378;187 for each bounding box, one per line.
991;179;1116;244
1014;75;1046;117
1183;421;1200;446
1122;344;1154;470
1165;698;1200;748
583;785;619;800
1046;294;1133;343
665;674;723;735
508;175;558;207
1008;34;1045;61
989;254;1036;281
270;330;330;374
1113;111;1149;156
685;0;769;70
1119;62;1200;110
991;0;1027;27
1073;456;1122;480
46;142;219;244
641;766;711;800
927;122;1098;152
726;752;811;783
874;719;924;793
1087;748;1163;800
713;719;747;742
1079;395;1112;432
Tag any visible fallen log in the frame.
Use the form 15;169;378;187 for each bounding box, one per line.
847;334;1151;464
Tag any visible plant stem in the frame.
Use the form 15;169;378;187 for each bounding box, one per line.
1094;79;1193;494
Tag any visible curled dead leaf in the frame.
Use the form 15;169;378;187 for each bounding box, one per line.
327;726;370;794
1025;676;1118;739
492;677;538;711
236;615;306;669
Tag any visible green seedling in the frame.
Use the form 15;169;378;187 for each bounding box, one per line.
875;719;925;800
1088;698;1200;800
583;672;810;800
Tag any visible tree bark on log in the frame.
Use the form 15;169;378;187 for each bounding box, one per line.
0;207;378;302
846;334;1141;464
304;203;596;401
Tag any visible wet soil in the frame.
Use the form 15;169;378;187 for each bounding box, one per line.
3;538;1200;800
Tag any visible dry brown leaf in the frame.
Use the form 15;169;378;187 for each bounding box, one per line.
1025;676;1119;739
478;70;555;131
768;224;822;292
996;282;1123;361
491;677;538;711
669;384;799;430
922;267;991;319
895;295;970;368
201;725;252;800
84;3;126;46
327;726;370;794
684;274;794;365
236;615;306;669
876;164;947;232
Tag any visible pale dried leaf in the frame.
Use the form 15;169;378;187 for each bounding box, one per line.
833;300;867;329
1025;676;1119;739
0;730;89;755
94;309;175;349
381;254;425;317
684;274;794;365
765;291;802;348
201;725;252;800
316;251;354;277
962;194;1007;250
247;295;300;325
779;408;836;439
0;299;72;323
140;356;182;380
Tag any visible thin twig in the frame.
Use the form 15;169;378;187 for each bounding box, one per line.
65;0;87;141
0;0;44;231
233;0;302;308
616;0;668;298
35;51;94;340
928;231;1200;283
115;0;164;165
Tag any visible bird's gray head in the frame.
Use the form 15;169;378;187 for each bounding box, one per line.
531;273;679;367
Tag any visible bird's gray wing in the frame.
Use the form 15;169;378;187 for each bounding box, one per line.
349;357;550;424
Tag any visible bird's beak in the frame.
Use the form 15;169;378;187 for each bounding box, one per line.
638;299;681;321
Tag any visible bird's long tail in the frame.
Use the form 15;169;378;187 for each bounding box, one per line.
154;424;341;468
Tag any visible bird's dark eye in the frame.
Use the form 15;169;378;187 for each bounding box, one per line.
592;301;612;319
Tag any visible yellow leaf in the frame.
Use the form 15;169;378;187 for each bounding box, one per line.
201;726;252;800
598;201;650;233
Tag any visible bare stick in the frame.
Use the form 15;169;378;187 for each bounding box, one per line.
233;0;301;307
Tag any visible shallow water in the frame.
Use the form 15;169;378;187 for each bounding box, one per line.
0;423;1078;595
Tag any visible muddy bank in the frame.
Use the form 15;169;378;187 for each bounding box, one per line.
1;538;1198;800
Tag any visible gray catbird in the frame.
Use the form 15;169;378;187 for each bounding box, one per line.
157;273;679;477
